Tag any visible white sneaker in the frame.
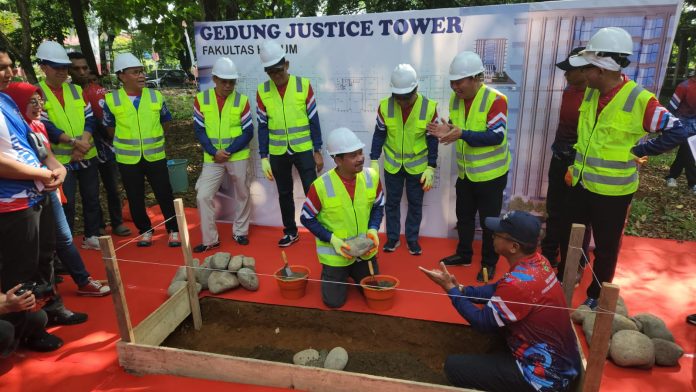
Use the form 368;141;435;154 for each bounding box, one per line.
168;232;181;247
81;236;100;250
137;231;153;247
666;178;677;187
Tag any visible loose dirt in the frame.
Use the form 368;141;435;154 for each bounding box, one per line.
162;297;507;385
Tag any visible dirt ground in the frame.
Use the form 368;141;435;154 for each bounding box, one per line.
162;297;507;385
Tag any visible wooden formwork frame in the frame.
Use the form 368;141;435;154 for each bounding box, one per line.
99;201;618;392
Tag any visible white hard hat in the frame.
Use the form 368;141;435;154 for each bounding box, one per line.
113;53;144;73
259;40;285;68
449;51;484;81
36;41;70;65
327;127;365;156
212;57;239;79
569;27;633;68
390;64;418;94
583;27;633;55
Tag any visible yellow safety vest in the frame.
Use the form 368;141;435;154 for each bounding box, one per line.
451;84;510;182
196;88;250;163
39;81;95;164
572;80;653;196
379;94;436;175
314;168;379;267
257;75;312;155
104;88;166;165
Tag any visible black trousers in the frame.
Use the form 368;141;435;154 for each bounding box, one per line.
444;352;537;392
269;150;316;235
541;155;592;265
558;185;633;299
97;159;125;228
320;258;378;309
118;158;179;234
667;142;696;187
0;310;48;358
455;173;508;267
0;197;55;290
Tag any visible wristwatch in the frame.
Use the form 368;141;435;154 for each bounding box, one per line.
69;137;77;146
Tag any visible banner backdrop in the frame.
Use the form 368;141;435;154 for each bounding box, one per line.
195;0;683;238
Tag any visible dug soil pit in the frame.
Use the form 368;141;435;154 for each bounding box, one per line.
163;297;507;385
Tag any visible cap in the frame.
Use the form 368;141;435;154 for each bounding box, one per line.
556;47;585;71
484;211;541;246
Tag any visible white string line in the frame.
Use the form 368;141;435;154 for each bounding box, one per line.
568;246;602;288
112;215;177;252
101;256;617;316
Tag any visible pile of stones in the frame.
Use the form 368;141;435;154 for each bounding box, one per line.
168;252;259;296
572;297;684;368
292;347;349;370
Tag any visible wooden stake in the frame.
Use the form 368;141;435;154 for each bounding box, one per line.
582;282;619;392
562;223;586;305
99;235;135;343
173;198;202;331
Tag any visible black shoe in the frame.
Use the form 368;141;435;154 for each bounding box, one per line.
233;235;249;246
46;309;88;326
22;331;63;352
407;241;422;255
476;265;496;282
278;233;299;247
193;242;220;253
383;239;400;252
686;314;696;326
441;254;472;266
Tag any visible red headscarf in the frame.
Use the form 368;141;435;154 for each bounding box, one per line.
4;82;40;123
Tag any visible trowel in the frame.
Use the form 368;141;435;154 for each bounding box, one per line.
366;259;392;288
280;251;294;278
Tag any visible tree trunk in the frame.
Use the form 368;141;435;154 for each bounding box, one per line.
67;0;99;73
199;0;220;21
13;0;37;83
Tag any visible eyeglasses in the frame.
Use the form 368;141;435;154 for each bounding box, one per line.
124;69;146;76
29;97;44;107
265;67;285;76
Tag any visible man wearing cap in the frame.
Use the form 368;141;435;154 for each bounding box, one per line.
558;27;694;309
428;51;509;282
300;127;384;308
420;211;581;392
256;40;324;248
35;41;102;251
192;57;253;253
665;65;696;194
370;64;438;256
540;47;591;267
68;51;131;238
102;53;180;247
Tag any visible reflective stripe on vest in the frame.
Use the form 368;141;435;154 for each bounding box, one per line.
39;81;95;164
197;88;249;163
451;84;510;182
572;81;653;196
380;94;435;175
258;76;312;155
106;87;166;164
314;168;378;267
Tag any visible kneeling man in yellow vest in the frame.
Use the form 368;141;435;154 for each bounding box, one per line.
300;128;384;308
103;53;180;248
192;57;253;253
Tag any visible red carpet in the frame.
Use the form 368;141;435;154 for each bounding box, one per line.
1;207;694;392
